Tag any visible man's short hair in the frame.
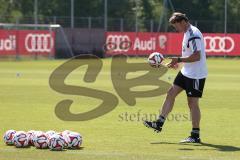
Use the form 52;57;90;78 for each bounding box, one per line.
169;12;189;24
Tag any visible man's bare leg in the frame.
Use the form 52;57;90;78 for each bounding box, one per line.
160;85;183;118
188;97;200;128
180;97;201;143
188;97;201;139
144;85;183;132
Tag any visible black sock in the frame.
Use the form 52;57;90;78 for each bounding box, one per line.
156;115;165;127
191;128;200;138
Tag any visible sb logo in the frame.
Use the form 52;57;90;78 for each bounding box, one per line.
49;54;171;121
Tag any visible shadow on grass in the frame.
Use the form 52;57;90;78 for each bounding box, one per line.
150;141;240;152
14;146;31;149
67;147;85;150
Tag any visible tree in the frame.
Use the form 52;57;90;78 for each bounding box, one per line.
0;0;239;32
0;0;22;23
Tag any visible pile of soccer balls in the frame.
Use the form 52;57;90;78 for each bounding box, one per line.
3;130;82;151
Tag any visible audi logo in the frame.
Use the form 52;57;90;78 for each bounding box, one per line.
25;34;54;52
104;35;131;52
204;36;234;53
104;35;235;53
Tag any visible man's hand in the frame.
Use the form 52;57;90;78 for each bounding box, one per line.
166;57;178;68
166;52;200;69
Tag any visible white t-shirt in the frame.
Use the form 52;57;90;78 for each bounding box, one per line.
181;25;208;79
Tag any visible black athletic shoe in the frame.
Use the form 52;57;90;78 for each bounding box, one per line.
143;120;162;133
179;136;201;143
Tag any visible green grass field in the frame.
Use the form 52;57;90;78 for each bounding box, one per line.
0;58;240;160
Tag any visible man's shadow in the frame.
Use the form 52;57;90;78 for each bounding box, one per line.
151;141;240;152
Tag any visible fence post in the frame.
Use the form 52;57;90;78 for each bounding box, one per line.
15;17;19;25
71;0;75;29
15;20;20;61
135;15;138;32
120;18;124;32
224;0;228;58
150;19;154;32
104;0;108;31
88;17;92;29
53;16;57;24
194;20;198;27
34;0;38;25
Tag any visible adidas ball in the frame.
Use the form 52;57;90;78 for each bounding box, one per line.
148;52;164;67
59;130;72;148
13;131;29;148
63;132;82;149
30;131;41;145
3;130;16;145
27;130;35;146
48;134;66;151
61;130;71;136
45;130;56;139
33;132;48;149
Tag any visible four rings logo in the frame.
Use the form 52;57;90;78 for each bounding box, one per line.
25;34;54;52
204;36;235;53
105;35;131;52
105;34;236;53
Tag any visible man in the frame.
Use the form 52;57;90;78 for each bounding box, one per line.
144;12;208;143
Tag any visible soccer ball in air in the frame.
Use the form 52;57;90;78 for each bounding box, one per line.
148;52;164;67
3;130;16;145
13;131;29;148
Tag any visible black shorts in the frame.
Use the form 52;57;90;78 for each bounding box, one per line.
173;72;206;98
